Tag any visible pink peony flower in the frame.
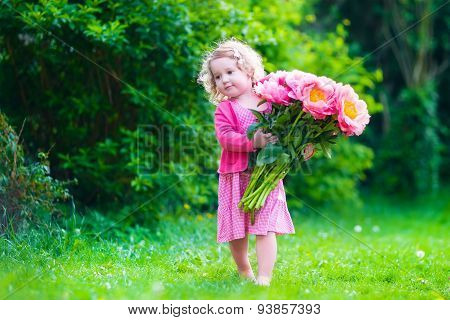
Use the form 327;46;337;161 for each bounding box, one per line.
336;84;370;136
254;73;292;106
287;74;337;119
259;70;289;86
285;69;311;95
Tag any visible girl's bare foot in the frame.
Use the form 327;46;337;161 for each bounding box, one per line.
238;269;256;282
255;275;271;286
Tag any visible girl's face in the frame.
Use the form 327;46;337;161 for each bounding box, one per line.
210;57;252;98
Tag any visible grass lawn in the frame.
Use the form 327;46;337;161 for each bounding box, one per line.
1;192;448;299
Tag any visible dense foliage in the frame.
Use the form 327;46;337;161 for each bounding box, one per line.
0;0;423;228
315;0;449;194
0;113;73;234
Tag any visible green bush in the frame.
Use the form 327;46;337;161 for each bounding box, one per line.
0;0;380;220
0;112;74;235
373;82;441;194
286;137;374;212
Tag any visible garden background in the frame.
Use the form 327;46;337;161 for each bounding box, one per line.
0;0;449;299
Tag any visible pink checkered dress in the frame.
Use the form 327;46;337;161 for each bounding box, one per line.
217;101;295;243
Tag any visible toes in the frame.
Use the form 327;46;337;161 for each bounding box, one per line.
255;276;271;286
238;270;255;281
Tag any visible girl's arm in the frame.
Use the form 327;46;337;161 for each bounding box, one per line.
214;107;257;153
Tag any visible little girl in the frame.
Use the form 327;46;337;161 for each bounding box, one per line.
197;38;295;286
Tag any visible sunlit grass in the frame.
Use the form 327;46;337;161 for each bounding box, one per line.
1;191;448;299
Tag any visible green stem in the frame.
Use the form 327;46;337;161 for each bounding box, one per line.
239;165;266;208
242;162;290;215
253;163;287;209
247;189;261;209
287;109;304;141
241;166;262;199
294;132;311;160
246;164;267;191
241;164;277;202
256;184;272;209
242;174;270;203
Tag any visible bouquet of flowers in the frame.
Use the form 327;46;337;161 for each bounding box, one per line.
239;70;370;223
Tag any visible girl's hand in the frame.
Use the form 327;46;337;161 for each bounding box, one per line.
252;129;278;148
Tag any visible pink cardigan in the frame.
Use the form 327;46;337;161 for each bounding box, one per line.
214;99;258;174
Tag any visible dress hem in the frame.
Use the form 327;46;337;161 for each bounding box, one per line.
217;230;296;243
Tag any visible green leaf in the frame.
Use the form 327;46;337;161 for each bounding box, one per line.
293;133;303;148
320;141;332;159
87;23;103;34
256;143;284;166
257;99;267;107
326;120;337;130
288;144;297;160
246;122;263;139
248;151;258;169
276;152;291;165
275;113;290;125
250;109;265;123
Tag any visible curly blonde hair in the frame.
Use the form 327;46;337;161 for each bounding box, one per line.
197;38;266;105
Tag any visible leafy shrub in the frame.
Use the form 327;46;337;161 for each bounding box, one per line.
373;82;441;194
286;137;374;211
0;112;74;235
0;0;381;218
